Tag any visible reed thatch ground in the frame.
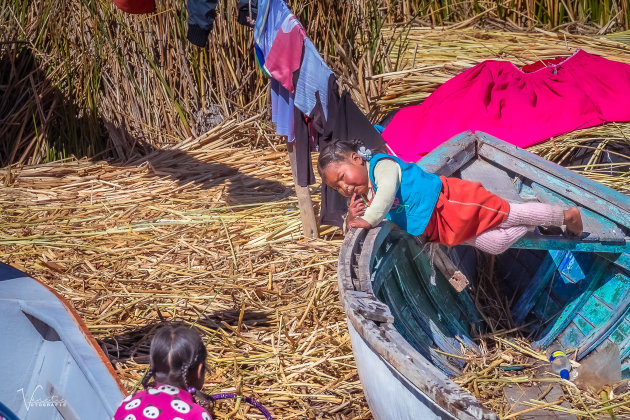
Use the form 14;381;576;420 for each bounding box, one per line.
1;15;630;420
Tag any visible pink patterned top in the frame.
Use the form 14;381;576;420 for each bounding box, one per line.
113;383;211;420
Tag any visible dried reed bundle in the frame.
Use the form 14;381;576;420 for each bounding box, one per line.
369;26;630;115
453;337;630;418
0;118;371;419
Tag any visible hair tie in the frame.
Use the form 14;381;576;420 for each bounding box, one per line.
357;146;372;161
187;387;197;395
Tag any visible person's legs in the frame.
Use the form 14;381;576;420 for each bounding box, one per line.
504;202;583;236
464;226;528;255
502;203;564;227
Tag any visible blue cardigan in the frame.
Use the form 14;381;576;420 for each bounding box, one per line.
368;153;442;236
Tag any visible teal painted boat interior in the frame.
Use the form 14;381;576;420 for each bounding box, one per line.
370;229;630;379
368;132;630;382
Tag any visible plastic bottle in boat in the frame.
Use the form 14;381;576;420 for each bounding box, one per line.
548;344;571;380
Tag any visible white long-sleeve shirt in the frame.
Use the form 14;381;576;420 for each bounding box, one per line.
361;158;401;227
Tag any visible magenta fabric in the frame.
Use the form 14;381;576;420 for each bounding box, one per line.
264;15;306;92
114;383;211;420
382;50;630;162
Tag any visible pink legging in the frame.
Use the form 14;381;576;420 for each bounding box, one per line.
464;203;565;255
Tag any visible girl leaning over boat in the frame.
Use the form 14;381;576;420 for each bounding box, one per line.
113;325;214;420
317;139;583;255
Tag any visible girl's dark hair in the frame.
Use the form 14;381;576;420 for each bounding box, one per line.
141;324;214;413
317;138;363;177
317;138;386;177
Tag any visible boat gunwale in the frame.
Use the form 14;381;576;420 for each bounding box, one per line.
338;225;497;420
338;132;630;419
0;262;126;414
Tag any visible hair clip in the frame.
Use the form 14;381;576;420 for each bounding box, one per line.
357;146;372;161
187;387;197;395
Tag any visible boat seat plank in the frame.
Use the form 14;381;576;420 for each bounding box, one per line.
460;159;526;203
531;182;628;242
477;133;630;228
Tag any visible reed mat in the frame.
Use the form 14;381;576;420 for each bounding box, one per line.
2;21;630;419
453;336;630;419
0;118;367;419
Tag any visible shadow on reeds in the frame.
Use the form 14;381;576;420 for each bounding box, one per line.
106;131;291;205
0;43;108;166
1;44;289;203
98;309;271;365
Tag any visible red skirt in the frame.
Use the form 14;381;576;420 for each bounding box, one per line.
423;177;510;246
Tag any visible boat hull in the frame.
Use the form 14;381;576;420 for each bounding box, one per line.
0;263;124;420
348;323;458;420
338;132;630;418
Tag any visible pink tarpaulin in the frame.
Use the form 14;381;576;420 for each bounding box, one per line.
382;49;630;162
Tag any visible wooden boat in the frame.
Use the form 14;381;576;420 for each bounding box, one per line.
0;262;125;420
338;132;630;419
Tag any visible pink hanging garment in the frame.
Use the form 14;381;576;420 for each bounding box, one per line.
264;15;306;92
382;49;630;162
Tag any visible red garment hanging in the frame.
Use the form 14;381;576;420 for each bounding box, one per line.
112;0;155;14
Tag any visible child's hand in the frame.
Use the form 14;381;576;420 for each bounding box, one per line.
348;217;372;230
347;193;366;221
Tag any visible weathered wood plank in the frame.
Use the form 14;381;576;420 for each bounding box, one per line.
460;159;525;203
358;222;395;292
287;142;319;239
477;132;630;228
417;131;476;176
530;182;627;242
430;244;470;292
512;235;629;253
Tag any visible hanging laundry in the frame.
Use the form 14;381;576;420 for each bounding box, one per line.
382;49;630;162
294;39;333;119
271;79;295;141
254;0;306;139
264;16;306;92
112;0;154;14
254;0;293;63
293;75;387;227
187;0;258;47
253;0;383;227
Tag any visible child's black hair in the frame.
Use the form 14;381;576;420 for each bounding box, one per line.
317;138;365;177
141;324;214;413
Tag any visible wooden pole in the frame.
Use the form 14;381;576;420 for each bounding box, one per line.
287;142;319;239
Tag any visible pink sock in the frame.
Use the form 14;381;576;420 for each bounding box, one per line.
502;202;564;228
464;226;528;255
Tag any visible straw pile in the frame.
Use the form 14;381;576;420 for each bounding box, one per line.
365;27;630;115
2;5;630;418
454;336;630;418
0;118;369;418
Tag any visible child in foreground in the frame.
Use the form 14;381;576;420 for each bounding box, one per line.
318;139;583;255
114;325;213;420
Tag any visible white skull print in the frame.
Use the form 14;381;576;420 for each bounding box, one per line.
124;399;142;410
142;405;160;419
170;399;191;414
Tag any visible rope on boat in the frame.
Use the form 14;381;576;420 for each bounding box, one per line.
210;393;273;419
